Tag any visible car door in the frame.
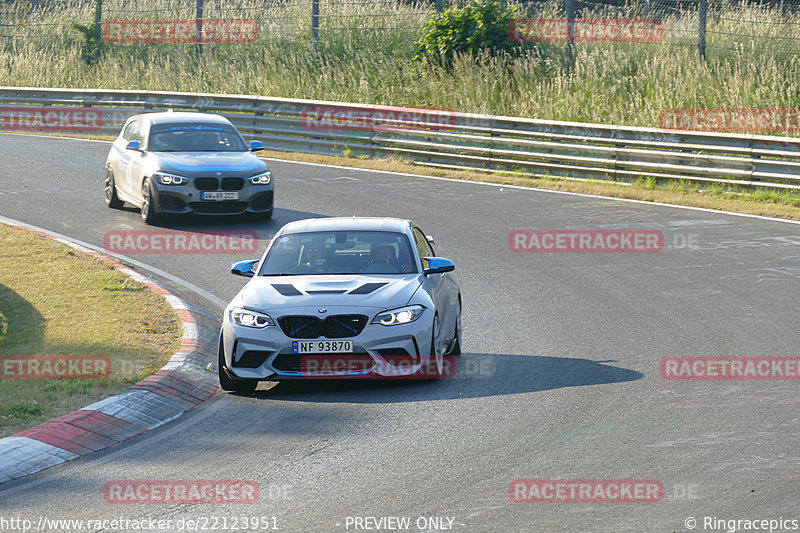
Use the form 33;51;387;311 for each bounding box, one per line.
121;118;146;201
110;118;135;196
412;225;454;352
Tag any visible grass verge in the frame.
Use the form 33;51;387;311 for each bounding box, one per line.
0;224;182;438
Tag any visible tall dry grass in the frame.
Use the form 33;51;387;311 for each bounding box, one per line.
0;0;798;132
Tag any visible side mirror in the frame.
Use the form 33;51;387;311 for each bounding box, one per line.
250;140;265;152
231;259;259;278
423;257;454;275
125;140;142;151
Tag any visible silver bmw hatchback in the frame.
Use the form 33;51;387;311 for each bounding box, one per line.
104;111;274;224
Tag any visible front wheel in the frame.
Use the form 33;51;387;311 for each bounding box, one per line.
140;178;160;225
418;312;443;379
104;169;123;208
449;299;462;356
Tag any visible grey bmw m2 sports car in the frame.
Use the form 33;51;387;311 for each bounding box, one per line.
218;217;462;392
104;111;273;224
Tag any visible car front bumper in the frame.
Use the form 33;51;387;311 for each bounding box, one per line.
221;306;436;380
152;182;273;216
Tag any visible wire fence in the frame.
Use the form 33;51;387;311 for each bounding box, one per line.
0;0;798;60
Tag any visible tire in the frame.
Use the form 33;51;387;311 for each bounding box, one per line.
104;169;123;208
449;298;462;356
140;178;160;225
218;335;258;393
419;312;443;379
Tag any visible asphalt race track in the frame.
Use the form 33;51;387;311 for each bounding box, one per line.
2;132;800;532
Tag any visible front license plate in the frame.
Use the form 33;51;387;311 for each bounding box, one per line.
292;340;353;354
201;191;239;201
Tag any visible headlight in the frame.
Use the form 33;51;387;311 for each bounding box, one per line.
372;305;424;326
154;172;189;185
231;307;274;328
249;171;272;185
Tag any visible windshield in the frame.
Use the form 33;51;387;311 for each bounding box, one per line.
259;231;418;275
147;123;248;152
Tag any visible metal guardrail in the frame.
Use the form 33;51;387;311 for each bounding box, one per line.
1;86;799;191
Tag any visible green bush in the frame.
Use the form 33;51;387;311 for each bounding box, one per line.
413;0;526;67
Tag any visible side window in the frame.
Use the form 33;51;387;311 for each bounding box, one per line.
121;120;136;141
412;227;434;269
131;120;145;142
121;119;144;142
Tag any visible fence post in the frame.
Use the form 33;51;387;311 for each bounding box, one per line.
698;0;707;60
311;0;319;50
195;0;204;59
565;0;575;64
94;0;103;43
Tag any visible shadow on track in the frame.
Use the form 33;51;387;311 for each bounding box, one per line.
241;353;643;404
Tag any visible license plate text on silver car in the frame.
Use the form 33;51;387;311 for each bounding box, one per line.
291;340;353;354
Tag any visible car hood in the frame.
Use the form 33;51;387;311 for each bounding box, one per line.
235;274;423;312
151;151;264;174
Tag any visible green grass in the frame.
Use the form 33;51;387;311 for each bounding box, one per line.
0;0;798;134
0;224;182;437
